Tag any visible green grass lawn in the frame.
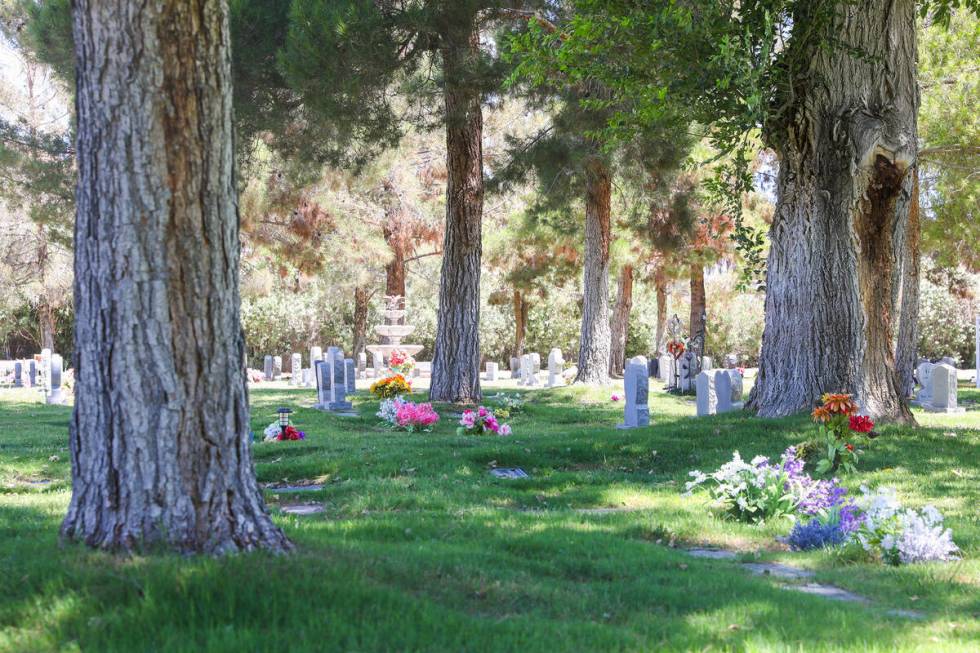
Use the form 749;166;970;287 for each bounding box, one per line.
1;380;978;652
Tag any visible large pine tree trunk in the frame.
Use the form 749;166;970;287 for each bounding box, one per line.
609;264;634;378
382;220;407;300
654;267;667;354
513;288;527;358
352;285;370;356
689;263;706;366
63;0;291;553
575;159;612;384
429;26;483;403
749;0;917;422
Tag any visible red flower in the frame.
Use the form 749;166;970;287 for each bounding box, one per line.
848;415;874;433
845;443;855;452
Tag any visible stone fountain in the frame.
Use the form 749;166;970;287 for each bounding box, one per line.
365;295;423;366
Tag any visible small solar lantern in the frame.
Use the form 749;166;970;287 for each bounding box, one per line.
276;407;293;430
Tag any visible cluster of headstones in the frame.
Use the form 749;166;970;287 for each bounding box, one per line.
504;349;566;388
695;367;745;416
912;358;964;414
313;346;356;413
11;348;65;405
656;351;719;392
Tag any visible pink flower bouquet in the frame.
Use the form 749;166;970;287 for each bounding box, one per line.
457;406;512;437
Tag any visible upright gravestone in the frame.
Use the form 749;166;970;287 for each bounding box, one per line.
976;314;980;389
28;360;36;387
695;370;717;416
925;363;965;413
357;352;367;379
263;355;274;381
648;357;658;378
658;353;672;383
40;348;51;394
724;353;738;368
315;348;352;411
701;356;713;372
547;348;564;387
728;368;744;404
372;351;384;378
290;353;302;386
46;354;65;405
345;358;356;396
714;370;733;413
301;368;312;387
677;352;696;392
485;362;498;381
940;356;957;367
510;356;521;379
618;356;650;428
310;346;323;367
530;353;541;376
521;354;539;386
13;361;23;388
914;362;934;405
273;356;283;379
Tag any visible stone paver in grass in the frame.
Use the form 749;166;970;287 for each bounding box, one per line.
280;504;325;515
265;483;325;492
684;547;925;620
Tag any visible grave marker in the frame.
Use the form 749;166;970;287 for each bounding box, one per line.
547;348;564;387
695;370;717;416
617;356;650;428
924;363;965;414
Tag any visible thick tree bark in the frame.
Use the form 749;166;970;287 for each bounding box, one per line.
429;26;483;403
749;0;917;422
352;285;369;356
895;168;920;397
512;288;528;358
63;0;290;553
382;221;407;301
38;296;55;352
575;159;612;385
654;266;668;354
609;264;634;378
689;263;706;366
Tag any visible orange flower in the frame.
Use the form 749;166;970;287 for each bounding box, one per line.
811;406;832;423
821;393;857;415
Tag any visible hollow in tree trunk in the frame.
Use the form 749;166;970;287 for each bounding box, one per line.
62;0;291;553
513;288;528;359
575;159;612;385
352;285;370;357
654;266;668;354
689;262;706;365
749;0;917;422
609;264;634;378
429;26;483;404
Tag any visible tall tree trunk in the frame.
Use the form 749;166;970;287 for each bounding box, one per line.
429;26;483;403
352;285;369;356
35;224;55;351
654;266;668;354
609;264;634;378
575;159;612;384
383;221;407;300
38;296;55;351
749;0;917;422
689;262;706;367
895;168;920;397
63;0;290;553
513;288;527;358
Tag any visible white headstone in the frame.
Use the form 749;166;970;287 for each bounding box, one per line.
521;354;539;386
618;356;649;428
678;353;695;392
701;356;713;372
358;352;367;379
290;353;302;386
310;346;322;365
714;370;733;413
40;348;51;393
46;354;65;405
547;348;564;387
345;358;356;396
372;351;384;378
658;354;672;382
695;370;717;416
914;362;934;405
940;356;957;367
727;368;744;403
485;362;498;381
724;353;738;368
263;355;274;381
510;356;521;379
273;355;283;379
925;363;964;413
530;353;541;375
301;368;312;386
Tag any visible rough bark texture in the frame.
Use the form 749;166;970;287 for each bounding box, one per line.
575;159;612;385
63;0;291;553
352;285;370;356
429;26;483;403
750;0;917;422
382;221;407;301
895;168;920;397
609;264;634;378
512;288;528;358
654;267;667;354
689;263;706;365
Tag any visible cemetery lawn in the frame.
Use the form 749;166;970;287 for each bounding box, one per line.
1;384;978;652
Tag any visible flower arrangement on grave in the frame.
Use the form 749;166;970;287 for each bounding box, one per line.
610;393;622;402
370;373;412;399
457;406;512;436
485;393;526;418
684;446;851;524
388;349;416;376
809;393;876;475
263;422;306;442
377;397;440;432
666;339;685;359
850;486;959;564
